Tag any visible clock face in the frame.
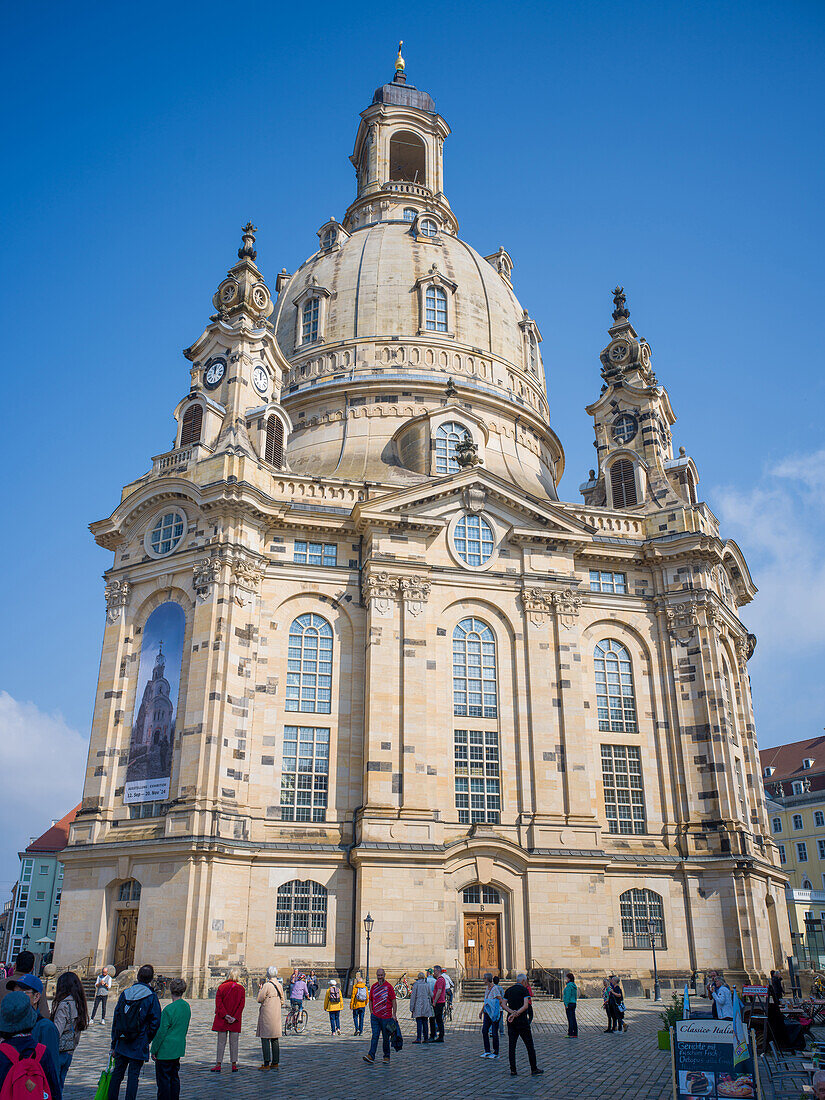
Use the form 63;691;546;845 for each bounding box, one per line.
613;413;638;444
610;342;629;362
252;365;269;396
204;359;226;388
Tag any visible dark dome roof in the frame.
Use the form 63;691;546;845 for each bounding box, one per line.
372;79;435;114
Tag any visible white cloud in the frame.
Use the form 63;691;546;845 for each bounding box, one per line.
0;693;87;895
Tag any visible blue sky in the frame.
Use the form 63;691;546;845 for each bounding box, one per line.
1;0;823;883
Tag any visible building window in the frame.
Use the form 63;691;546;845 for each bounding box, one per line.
778;844;786;864
118;880;141;903
274;880;327;945
435;421;467;475
816;811;825;828
279;726;329;822
454;729;500;825
38;866;48;875
419;218;438;238
180;404;203;447
20;860;32;883
129;802;164;819
619;888;665;950
148;510;186;556
793;814;804;830
265;416;285;467
594;640;638;733
31;918;41;928
797;842;809;862
302;297;320;343
818;840;825;860
35;892;45;902
402;208;417;222
792;781;804;795
609;458;638;508
294;541;337;567
425;285;448;331
772;817;782;834
454;514;495;567
462;885;501;905
601;745;646;835
322;229;335;250
590;570;627;594
453;618;497;718
286;614;333;713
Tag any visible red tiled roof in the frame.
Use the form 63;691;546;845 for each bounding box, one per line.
759;737;825;783
25;806;80;853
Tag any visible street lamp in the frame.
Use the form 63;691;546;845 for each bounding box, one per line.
363;913;374;985
648;917;662;1002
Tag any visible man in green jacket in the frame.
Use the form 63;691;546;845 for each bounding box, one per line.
150;979;191;1100
563;972;578;1037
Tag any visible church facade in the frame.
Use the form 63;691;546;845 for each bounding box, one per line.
56;52;789;991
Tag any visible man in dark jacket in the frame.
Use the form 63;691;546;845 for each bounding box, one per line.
109;964;162;1100
0;951;49;1017
0;991;62;1100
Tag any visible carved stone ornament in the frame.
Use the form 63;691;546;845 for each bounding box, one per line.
193;556;223;601
551;588;583;629
462;485;486;513
660;597;701;645
104;578;132;623
520;587;553;627
226;550;264;606
400;575;431;618
362;571;399;619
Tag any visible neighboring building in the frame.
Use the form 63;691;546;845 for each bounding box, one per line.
761;738;825;967
5;809;78;967
56;49;787;992
0;894;15;964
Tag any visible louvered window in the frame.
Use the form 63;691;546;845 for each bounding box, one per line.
610;458;637;507
180;404;202;446
265;415;284;467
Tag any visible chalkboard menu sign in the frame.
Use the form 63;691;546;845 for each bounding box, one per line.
672;1020;760;1098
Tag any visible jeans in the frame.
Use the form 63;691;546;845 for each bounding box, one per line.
433;1001;445;1041
328;1010;340;1033
482;1013;499;1054
415;1017;430;1042
260;1038;279;1065
368;1014;391;1059
155;1058;180;1100
507;1019;538;1073
108;1054;143;1100
91;995;108;1020
352;1007;365;1033
566;1003;578;1036
58;1050;73;1087
216;1031;239;1063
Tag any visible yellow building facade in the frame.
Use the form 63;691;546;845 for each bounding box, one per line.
55;55;788;993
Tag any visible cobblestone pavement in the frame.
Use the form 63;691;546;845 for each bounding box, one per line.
64;995;674;1100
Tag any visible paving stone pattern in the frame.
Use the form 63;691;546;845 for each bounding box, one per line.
65;995;674;1100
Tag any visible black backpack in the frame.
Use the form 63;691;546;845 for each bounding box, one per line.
112;995;146;1043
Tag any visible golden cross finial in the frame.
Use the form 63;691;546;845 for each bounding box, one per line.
395;40;405;72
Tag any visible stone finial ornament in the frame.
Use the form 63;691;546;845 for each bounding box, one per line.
238;222;258;261
395;40;405;73
612;285;630;322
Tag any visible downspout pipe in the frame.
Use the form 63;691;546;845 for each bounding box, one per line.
345;804;364;995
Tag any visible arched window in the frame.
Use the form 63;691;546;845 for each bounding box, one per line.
180;404;202;446
118;880;141;904
619;888;665;949
286;614;333;713
425;285;448;331
402;207;417;222
609;458;638;508
419;218;438;238
302;297;320;343
720;654;739;745
435;421;466;474
322;229;335;250
453;618;497;718
594;640;637;732
389;130;426;184
265;415;285;467
274;880;327;945
463;885;501;905
802;877;813;891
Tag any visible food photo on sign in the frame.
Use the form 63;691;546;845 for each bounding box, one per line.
716;1075;755;1098
679;1069;715;1094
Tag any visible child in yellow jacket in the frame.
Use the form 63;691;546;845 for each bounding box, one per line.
350;974;368;1036
324;979;344;1035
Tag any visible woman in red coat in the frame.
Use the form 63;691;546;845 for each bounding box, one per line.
211;968;246;1072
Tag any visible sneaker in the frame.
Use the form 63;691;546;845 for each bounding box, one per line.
210;1066;221;1074
490;1054;499;1060
382;1056;390;1063
258;1064;270;1071
231;1064;239;1073
363;1055;375;1064
480;1052;490;1058
531;1069;545;1076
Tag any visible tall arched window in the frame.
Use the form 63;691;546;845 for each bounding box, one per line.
609;458;638;507
720;654;739;745
302;297;320;343
286;614;333;713
595;640;637;732
619;888;665;949
389;130;426;184
265;415;285;467
425;285;448;332
180;404;202;446
435;421;466;474
453;617;497;718
274;880;327;945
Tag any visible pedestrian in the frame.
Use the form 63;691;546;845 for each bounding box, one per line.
432;965;446;1043
51;971;88;1086
362;967;397;1065
255;967;283;1070
443;969;455;1013
0;991;62;1100
602;978;615;1032
307;970;318;1000
210;969;245;1073
324;979;343;1035
705;970;719;1018
499;972;543;1078
813;1069;825;1100
150;978;190;1100
288;971;308;1017
91;967;113;1023
409;972;433;1044
0;951;49;1017
770;969;785;1005
285;969;297;1001
609;975;627;1032
425;968;436;1040
350;972;368;1036
479;972;503;1059
710;975;734;1020
563;971;578;1037
10;974;60;1071
108;963;162;1100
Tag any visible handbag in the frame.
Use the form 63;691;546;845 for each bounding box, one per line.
94;1055;114;1100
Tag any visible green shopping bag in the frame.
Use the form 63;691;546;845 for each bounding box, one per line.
94;1055;115;1100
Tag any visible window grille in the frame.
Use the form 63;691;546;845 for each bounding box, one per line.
619;888;665;949
601;745;646;834
274;880;327;945
302;297;320;343
454;729;500;825
594;640;637;733
453;618;497;718
425;285;447;331
463;885;501;905
589;570;627;594
286;614;333;713
435;422;466;474
454;514;495;567
279;725;329;823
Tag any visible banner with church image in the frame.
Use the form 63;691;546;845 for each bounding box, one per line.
124;601;185;804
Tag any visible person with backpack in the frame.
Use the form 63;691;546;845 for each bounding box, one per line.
349;973;368;1036
323;980;343;1035
210;969;245;1073
150;978;190;1100
108;964;162;1100
409;972;433;1044
8;976;59;1074
255;969;283;1070
0;991;62;1100
50;973;88;1086
479;972;503;1059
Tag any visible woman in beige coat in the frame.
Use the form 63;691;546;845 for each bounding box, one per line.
256;967;284;1069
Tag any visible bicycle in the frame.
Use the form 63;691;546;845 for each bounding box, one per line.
445;990;453;1023
394;972;411;999
284;1000;308;1034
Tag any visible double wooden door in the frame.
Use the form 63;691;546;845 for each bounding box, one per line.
114;909;139;971
463;913;500;978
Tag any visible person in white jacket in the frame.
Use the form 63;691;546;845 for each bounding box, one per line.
711;978;734;1019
